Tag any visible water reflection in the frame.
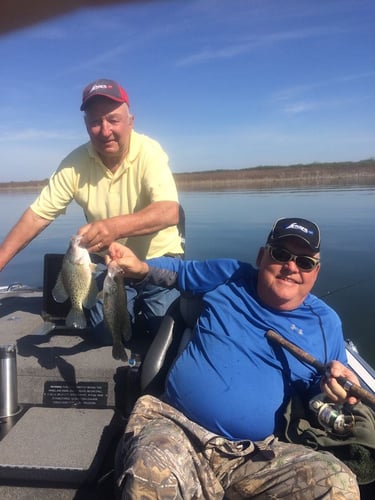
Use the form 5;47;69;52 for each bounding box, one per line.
0;187;374;364
179;188;375;364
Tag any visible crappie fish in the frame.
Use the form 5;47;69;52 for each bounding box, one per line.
103;261;131;362
52;235;98;329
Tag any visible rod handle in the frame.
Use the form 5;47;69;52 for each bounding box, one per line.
266;329;375;409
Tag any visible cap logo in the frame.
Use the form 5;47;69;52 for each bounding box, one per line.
285;222;313;235
89;83;113;94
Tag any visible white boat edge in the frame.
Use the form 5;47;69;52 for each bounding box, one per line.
345;340;375;394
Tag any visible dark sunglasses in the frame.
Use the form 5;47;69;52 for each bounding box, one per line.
266;245;320;272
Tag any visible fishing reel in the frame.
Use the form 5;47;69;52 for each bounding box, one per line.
309;395;355;436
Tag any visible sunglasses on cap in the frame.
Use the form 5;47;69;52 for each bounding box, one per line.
266;245;320;272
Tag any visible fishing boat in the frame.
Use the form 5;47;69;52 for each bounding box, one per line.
0;256;374;499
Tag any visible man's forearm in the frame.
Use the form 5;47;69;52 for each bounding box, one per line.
142;265;179;289
113;201;179;239
0;208;51;271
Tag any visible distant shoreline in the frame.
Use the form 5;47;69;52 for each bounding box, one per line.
1;159;374;192
174;159;375;191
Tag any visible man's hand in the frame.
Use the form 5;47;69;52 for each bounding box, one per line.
105;242;149;279
76;201;180;253
321;360;360;405
77;219;118;253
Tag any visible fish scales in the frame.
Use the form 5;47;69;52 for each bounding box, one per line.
103;262;131;362
52;235;98;329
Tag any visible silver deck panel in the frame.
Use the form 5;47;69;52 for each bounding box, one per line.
0;407;115;484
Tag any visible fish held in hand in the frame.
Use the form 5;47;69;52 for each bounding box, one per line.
52;235;98;329
103;261;131;362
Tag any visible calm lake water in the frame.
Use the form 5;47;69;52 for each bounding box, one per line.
1;187;374;365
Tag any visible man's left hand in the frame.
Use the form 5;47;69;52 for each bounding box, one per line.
321;360;360;405
77;219;117;252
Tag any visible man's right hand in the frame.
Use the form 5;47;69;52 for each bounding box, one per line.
321;360;360;406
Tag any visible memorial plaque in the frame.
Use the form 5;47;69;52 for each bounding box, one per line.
43;381;108;408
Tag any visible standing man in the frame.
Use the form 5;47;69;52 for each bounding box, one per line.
108;217;361;498
0;78;184;340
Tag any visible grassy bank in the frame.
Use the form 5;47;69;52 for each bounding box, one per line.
174;159;375;191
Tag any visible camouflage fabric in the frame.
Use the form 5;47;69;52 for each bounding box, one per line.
115;395;360;499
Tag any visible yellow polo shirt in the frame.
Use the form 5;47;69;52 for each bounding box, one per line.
30;130;183;260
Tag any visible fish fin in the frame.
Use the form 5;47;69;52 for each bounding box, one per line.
52;273;69;303
91;262;105;274
121;319;132;341
83;281;99;309
66;309;87;329
112;342;128;362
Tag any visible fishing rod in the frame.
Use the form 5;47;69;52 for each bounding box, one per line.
266;329;375;410
319;278;372;299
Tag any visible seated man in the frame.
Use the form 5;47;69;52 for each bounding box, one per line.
107;217;360;498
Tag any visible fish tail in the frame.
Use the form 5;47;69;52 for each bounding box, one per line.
66;308;87;329
112;342;128;362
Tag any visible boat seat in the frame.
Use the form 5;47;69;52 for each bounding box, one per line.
140;294;203;396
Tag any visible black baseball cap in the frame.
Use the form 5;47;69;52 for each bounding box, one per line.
267;217;320;252
80;79;130;111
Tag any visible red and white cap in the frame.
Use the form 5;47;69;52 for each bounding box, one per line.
80;79;130;111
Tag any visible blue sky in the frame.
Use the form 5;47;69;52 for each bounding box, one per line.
0;0;374;182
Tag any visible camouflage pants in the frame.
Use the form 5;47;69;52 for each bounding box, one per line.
115;395;360;499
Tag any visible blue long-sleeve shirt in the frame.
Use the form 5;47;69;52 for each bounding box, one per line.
146;257;347;441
